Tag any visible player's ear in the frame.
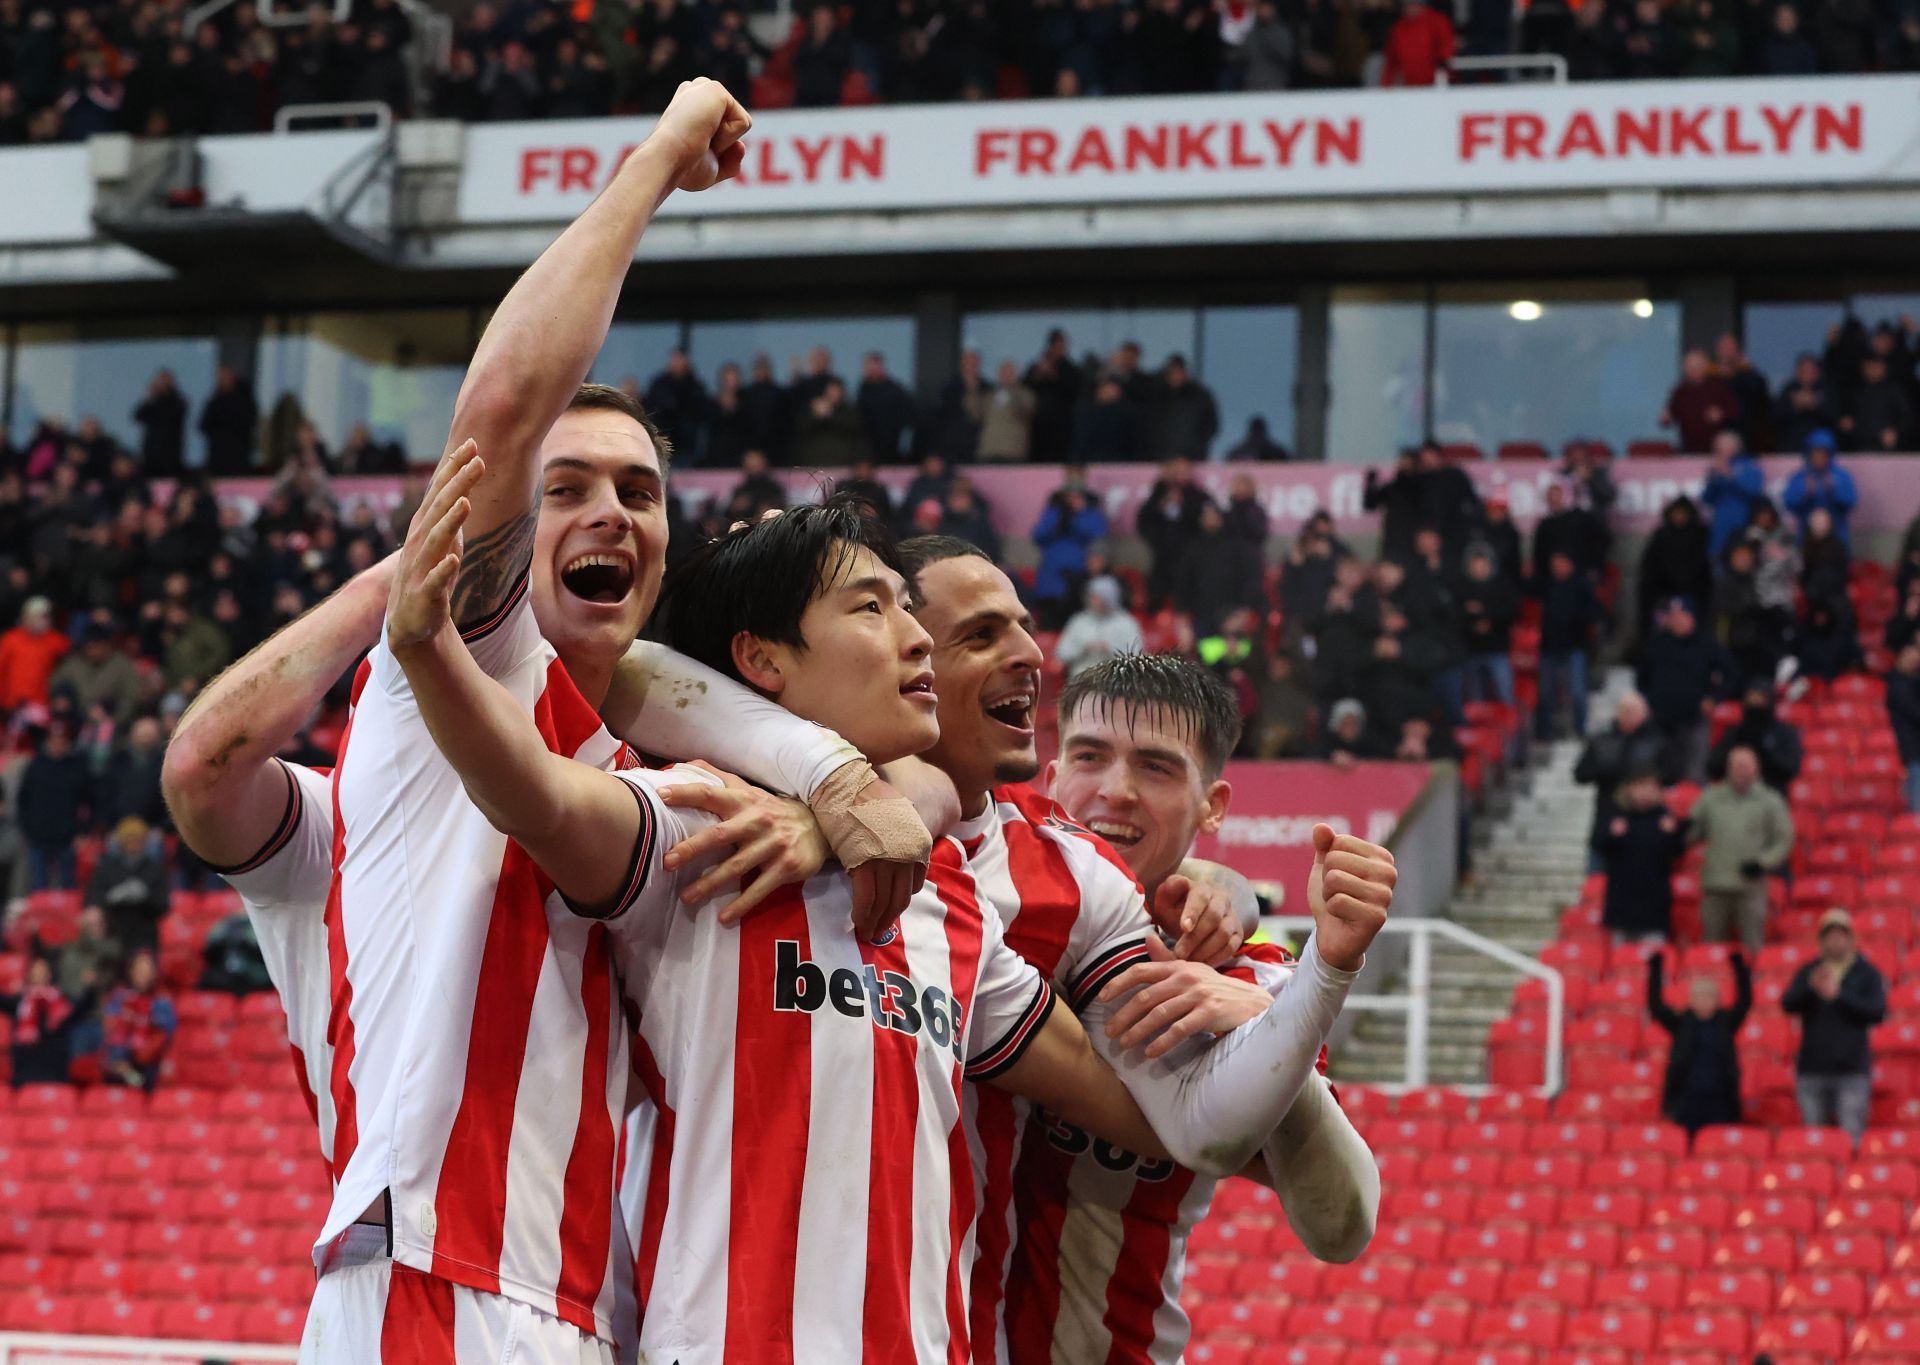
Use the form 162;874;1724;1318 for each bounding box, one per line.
1042;758;1059;794
1197;778;1232;838
732;631;785;696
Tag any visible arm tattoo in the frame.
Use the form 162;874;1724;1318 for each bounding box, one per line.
450;510;537;629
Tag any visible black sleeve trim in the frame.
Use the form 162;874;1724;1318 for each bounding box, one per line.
206;760;303;876
564;778;658;922
457;568;531;645
1067;937;1153;1013
966;980;1055;1082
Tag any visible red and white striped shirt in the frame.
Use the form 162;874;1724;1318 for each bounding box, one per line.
216;759;338;1167
608;798;1055;1365
317;575;638;1342
1003;944;1302;1365
952;785;1155;1365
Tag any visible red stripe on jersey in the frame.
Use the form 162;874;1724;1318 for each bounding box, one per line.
630;1033;675;1320
937;870;987;1365
998;818;1083;979
995;784;1142;891
323;699;361;1184
724;888;813;1365
544;658;609;759
554;924;617;1333
1100;1167;1199;1364
429;841;552;1291
289;1040;320;1131
1001;1112;1075;1365
861;927;921;1365
380;1264;457;1363
967;1088;1020;1359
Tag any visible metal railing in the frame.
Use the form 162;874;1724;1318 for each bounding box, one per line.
1264;915;1565;1097
0;1331;297;1363
274;100;394;135
1439;53;1570;85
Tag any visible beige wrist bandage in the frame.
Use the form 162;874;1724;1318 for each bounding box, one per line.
810;760;933;872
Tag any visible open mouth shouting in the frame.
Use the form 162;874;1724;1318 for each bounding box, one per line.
1086;820;1144;851
982;685;1037;739
560;552;635;605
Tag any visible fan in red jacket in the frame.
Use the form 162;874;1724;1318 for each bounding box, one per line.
1382;0;1457;86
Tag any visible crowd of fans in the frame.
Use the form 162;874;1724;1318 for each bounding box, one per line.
7;0;1916;148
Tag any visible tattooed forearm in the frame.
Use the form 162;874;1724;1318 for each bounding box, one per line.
450;510;537;629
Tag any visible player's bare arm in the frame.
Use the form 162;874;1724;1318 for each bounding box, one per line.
163;551;395;868
439;77;750;627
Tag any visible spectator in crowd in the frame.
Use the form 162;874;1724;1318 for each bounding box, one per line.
899;451;954;524
723;449;787;526
1747;495;1801;620
133;370;188;475
99;950;175;1092
48;611;139;727
936;478;1002;561
1055;576;1145;679
1561;441;1617;526
1775;357;1835;454
1891;643;1920;813
1253;651;1314;759
0;956;92;1088
1536;550;1605;741
1279;518;1342;637
1417;441;1485;555
1318;697;1378;764
1156;355;1220;460
19;725;88;890
159;597;230;693
338;422;406;474
1637;496;1714;644
1381;0;1456;83
830;456;894;526
1601;769;1688;943
1175;501;1265;638
1576;691;1671;863
1138;457;1210;611
1690;745;1794;954
793;4;852;106
1713;331;1771;450
93;714;169;832
1226;416;1289;461
935;349;990;464
643;349;710;461
1663;348;1739;454
1890;579;1920;654
1457;543;1518;706
793;379;868;468
1530;480;1607;595
199;904;272;993
1701;429;1767;559
0;596;69;713
1072;377;1143;463
1842;352;1914;451
1023;330;1081;460
51;906;121;1001
1709;682;1803;794
1648;949;1752;1135
1031;472;1110;630
87;816;168;954
1222;474;1270;550
1239;0;1297;89
740;354;792;464
1759;1;1820;74
977;360;1037;463
1363;450;1424;564
1639;596;1735;782
1800;507;1851;607
705;362;752;469
1798;594;1863;683
1783;909;1887;1148
855;352;916;463
1783;431;1858;545
199;365;258;475
1479;490;1525;590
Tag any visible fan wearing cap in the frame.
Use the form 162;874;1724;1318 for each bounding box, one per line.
1782;909;1888;1148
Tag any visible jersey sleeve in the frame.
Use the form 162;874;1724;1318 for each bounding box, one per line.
370;564;544;697
575;764;725;924
1222;941;1298;999
210;761;335;913
964;896;1057;1083
1056;844;1154;1015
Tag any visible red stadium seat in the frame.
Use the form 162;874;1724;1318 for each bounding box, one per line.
1442;1222;1533;1265
1382;1303;1472;1348
1691;1126;1772;1159
1473;1188;1560;1227
1757;1158;1838;1197
1565;1306;1656;1351
1646;1193;1730;1232
1754;1313;1851;1359
1557;1191;1644;1231
1876;1271;1920;1312
1586;1155;1670;1193
1324;1256;1416;1304
1778;1269;1869;1316
1502;1154;1588;1191
1473;1304;1564;1351
1730;1192;1819;1236
1683;1268;1775;1315
1710;1230;1798;1275
1287;1302;1379;1345
1534;1225;1622;1270
1775;1126;1859;1161
1822;1192;1909;1235
1505;1264;1593;1310
1592;1267;1683;1311
1412;1262;1505;1307
1377;1219;1448;1261
1657;1309;1749;1356
1605;1123;1687;1159
1802;1231;1889;1274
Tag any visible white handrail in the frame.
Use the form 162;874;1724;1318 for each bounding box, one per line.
1439;54;1570;85
1263;915;1565;1097
0;1331;298;1363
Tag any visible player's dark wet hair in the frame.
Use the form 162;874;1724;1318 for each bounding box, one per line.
1057;652;1243;779
567;382;673;464
656;494;907;684
897;534;993;587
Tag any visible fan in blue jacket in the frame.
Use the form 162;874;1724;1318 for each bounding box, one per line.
1782;429;1858;546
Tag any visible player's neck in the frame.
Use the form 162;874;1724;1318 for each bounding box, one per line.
957;786;991;821
558;650;614;711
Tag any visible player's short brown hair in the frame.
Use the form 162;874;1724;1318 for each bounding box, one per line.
1058;652;1243;780
567;383;673;465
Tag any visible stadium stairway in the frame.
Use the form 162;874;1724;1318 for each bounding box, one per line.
1331;671;1631;1086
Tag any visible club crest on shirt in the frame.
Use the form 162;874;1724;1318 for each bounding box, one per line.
772;939;965;1055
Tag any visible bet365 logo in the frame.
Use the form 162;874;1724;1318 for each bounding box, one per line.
1035;1109;1177;1182
773;940;966;1055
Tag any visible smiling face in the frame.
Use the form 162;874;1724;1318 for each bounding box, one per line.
912;555;1045;809
529;405;668;690
1048;701;1230;903
741;545;937;766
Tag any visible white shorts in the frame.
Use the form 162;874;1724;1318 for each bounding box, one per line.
298;1226;616;1365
